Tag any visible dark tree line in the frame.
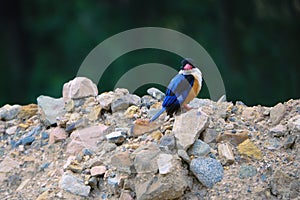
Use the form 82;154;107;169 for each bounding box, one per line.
0;0;299;106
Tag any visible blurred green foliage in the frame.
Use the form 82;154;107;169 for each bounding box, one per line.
0;0;299;106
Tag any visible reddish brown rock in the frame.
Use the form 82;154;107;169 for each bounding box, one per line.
63;77;98;101
49;127;67;144
90;165;106;176
67;125;108;154
216;130;249;146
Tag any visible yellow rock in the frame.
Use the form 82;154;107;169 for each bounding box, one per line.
88;105;102;121
150;130;163;141
125;105;139;118
18;123;30;129
238;139;262;159
35;190;49;200
18;104;38;120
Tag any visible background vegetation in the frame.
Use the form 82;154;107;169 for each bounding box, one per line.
1;0;299;106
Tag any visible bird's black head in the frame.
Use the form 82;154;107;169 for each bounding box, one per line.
180;58;196;70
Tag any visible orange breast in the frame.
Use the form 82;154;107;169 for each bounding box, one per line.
183;77;201;105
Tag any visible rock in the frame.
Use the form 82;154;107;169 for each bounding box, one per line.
263;137;281;150
110;152;133;174
202;128;218;144
141;95;157;108
67;124;108;154
21;136;35;145
270;169;299;198
217;142;235;165
87;105;102;121
65;118;88;133
177;149;191;163
282;135;296;149
216;130;249;146
133;144;160;174
190;157;224;188
5;125;18;135
159;134;176;152
67;163;83;173
97;92;115;110
0;156;19;173
60;173;91;197
131;119;161;137
0;104;21;121
106;131;126;144
135;161;188;200
111;94;140;113
287;115;300;133
88;176;98;189
242;107;259;121
239;164;257;179
90;165;106;176
269;124;287;137
237;139;262;159
270;103;286;125
125;105;140;118
16;178;30;192
111;96;130;113
188;139;211;157
157;154;178;175
18;104;38;120
149;130;163;141
147;87;165;101
62;77;98;101
35;190;49;200
37;95;66;125
188;98;214;108
49;127;67;144
173;109;209;150
120;191;134;200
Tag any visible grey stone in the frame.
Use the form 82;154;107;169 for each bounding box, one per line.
288;115;300;133
159;134;176;152
202;128;218;144
21;136;35;145
62;77;98;101
270;124;287;137
282;135;296;149
97;92;115;110
157;154;176;175
188;98;214;108
106;131;126;144
111;97;130;113
37;95;66;125
110;152;133;174
133;144;160;174
190;157;224;188
188;139;211;157
270;169;299;198
0;104;21;121
239;164;257;179
147;87;165;101
177;149;191;163
263;138;282;150
173;109;209;150
270;103;286;125
135;161;188;200
60;174;90;197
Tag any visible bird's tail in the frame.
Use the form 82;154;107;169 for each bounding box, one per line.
149;107;166;122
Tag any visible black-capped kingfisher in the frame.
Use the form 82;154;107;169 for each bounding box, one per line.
149;58;202;122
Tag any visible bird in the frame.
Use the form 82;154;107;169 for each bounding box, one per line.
149;58;202;122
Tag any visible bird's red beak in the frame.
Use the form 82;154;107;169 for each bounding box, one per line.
183;64;193;70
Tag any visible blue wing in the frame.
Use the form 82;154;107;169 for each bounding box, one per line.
162;74;194;110
149;73;195;122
